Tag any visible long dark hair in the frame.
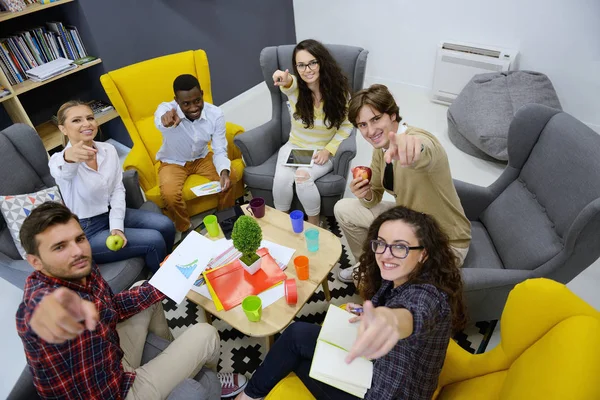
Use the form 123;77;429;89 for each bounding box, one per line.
355;206;467;333
291;39;350;130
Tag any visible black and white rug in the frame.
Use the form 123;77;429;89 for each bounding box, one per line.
162;215;493;375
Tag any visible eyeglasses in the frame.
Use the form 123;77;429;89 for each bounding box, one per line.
370;240;424;259
296;60;319;72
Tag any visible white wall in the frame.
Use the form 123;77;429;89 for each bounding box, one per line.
293;0;600;131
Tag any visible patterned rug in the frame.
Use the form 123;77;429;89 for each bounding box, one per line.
163;215;493;375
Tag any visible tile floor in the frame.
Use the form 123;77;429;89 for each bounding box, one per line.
1;79;599;397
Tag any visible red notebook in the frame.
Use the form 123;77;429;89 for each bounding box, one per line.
204;251;287;310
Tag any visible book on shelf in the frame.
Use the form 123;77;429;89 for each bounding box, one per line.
0;85;10;98
51;100;114;124
309;305;373;398
0;1;26;13
0;21;91;86
26;57;75;81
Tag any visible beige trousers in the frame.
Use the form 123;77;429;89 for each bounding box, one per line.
119;300;220;400
334;198;469;266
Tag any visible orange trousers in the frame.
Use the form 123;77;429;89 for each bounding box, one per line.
158;154;238;231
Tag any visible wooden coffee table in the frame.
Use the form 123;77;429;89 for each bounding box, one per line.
186;206;342;349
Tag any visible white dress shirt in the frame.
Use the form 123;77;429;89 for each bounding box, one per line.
154;101;231;174
49;141;126;232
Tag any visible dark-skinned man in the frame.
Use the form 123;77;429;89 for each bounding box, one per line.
154;74;240;232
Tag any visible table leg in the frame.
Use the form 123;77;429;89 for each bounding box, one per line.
264;335;274;351
322;278;331;301
203;309;213;324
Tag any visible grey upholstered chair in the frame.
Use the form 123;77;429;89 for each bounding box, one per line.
8;333;220;400
0;124;155;293
457;104;600;322
235;44;368;216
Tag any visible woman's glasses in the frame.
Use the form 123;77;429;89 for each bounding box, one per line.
296;60;319;72
370;240;423;259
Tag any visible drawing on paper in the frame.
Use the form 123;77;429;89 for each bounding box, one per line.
176;259;199;279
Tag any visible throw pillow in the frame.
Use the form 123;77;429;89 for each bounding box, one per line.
0;187;63;259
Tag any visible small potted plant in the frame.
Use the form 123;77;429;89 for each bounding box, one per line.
231;215;263;275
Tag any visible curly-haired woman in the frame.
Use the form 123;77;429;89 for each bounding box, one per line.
271;39;353;226
235;206;467;400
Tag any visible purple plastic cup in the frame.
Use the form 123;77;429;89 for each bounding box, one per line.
246;197;265;218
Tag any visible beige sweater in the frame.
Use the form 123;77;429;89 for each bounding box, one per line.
360;126;471;248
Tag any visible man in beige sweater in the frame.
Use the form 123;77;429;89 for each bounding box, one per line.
335;84;471;283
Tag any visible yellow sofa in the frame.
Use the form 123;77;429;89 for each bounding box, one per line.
100;50;245;217
267;279;600;400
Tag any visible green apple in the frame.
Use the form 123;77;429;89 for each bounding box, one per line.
106;235;124;251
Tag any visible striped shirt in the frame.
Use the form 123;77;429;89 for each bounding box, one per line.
281;75;352;156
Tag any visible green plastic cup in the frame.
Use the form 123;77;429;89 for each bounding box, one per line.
242;295;262;322
204;215;220;237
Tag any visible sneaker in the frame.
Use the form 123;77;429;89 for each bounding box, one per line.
218;372;248;398
338;263;359;283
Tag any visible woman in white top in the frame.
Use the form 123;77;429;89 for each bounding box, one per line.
48;100;175;273
272;39;353;226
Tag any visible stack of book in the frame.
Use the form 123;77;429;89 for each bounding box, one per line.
0;21;90;85
26;57;74;81
51;100;114;124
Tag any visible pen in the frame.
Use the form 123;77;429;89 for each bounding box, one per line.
349;307;363;315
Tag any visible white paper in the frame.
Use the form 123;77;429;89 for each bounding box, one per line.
319;305;360;352
261;240;296;267
211;238;233;257
149;231;214;304
190;181;222;197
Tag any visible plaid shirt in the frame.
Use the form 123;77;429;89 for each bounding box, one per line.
16;265;165;399
365;280;452;400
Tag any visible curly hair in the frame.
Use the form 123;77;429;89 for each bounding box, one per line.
354;206;467;333
291;39;350;130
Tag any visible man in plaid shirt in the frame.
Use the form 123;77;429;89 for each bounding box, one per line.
15;202;246;399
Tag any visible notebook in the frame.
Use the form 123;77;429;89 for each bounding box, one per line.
309;304;373;398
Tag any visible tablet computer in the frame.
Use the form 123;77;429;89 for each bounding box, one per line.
283;149;316;167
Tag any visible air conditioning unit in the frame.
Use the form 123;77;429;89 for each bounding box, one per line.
432;41;518;105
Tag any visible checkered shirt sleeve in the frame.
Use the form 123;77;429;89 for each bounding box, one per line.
364;281;452;400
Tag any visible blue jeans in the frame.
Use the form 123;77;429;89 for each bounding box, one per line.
80;208;175;273
244;322;359;400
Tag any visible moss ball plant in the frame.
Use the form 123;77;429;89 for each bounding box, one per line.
231;215;263;265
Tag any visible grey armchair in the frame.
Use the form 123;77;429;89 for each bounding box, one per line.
0;124;157;293
457;104;600;322
235;44;368;216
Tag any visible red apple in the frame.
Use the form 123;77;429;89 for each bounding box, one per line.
352;166;372;181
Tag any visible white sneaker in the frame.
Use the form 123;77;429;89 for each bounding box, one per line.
338;263;359;283
218;372;248;398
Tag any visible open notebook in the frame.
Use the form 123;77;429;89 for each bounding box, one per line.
309;305;373;398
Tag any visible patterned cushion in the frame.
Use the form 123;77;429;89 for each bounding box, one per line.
0;187;63;259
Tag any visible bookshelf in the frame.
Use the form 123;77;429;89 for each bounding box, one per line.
12;58;102;95
0;0;114;151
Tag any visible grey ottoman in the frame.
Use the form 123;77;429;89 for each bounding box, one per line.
447;71;562;161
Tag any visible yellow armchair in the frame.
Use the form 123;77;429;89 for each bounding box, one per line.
268;280;600;400
435;278;600;400
100;50;245;217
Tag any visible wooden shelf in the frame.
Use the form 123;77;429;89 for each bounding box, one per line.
0;92;15;103
36;108;120;151
12;58;102;95
0;0;75;23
